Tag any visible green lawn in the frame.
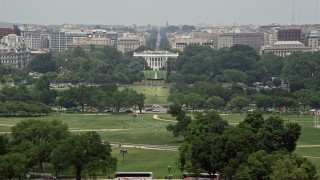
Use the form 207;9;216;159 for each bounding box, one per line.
119;85;170;105
2;113;320;178
0;114;181;145
143;70;167;79
110;147;180;179
99;127;182;145
47;147;181;179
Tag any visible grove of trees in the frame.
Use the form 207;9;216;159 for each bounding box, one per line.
0;119;117;180
167;106;318;179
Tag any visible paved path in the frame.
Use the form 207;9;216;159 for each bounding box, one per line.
303;156;320;159
110;142;179;151
297;145;320;147
0;127;129;134
153;115;176;122
0;124;14;127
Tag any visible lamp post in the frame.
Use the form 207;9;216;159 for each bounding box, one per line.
120;149;128;164
167;165;172;179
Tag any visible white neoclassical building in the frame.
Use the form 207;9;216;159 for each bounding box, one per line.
133;50;179;70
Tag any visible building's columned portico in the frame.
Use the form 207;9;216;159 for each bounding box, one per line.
133;51;179;70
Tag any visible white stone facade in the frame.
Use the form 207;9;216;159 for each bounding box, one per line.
0;34;31;68
133;51;179;70
260;41;312;57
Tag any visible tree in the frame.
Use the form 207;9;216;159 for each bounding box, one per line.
11;119;69;172
259;53;283;77
272;78;282;88
235;150;282;180
166;57;175;82
73;46;86;58
219;69;247;85
254;94;273;111
112;88;136;113
240;111;264;133
230;96;251;111
51;132;117;180
181;25;196;32
183;93;206;111
293;89;314;113
283;52;315;78
29;53;57;73
273;97;289;111
270;154;318;180
134;93;145;114
33;74;58;105
179;112;229;176
207;96;225;111
257;116;301;153
0;153;29;180
211;126;258;178
230;44;259;61
310;93;320;110
0;135;9;155
167;103;192;137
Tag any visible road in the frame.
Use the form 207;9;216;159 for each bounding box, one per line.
110;142;179;151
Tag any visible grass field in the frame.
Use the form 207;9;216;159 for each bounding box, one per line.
110;147;180;179
1;113;320;178
119;85;170;105
143;70;167;79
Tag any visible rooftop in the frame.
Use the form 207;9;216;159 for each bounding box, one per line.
279;26;301;30
273;41;303;45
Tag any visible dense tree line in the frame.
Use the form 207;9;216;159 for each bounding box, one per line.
166;44;320;113
58;85;145;113
0;120;117;180
146;27;158;50
28;46;145;85
170;44;320;91
167;106;317;179
0;74;56;117
0;72;144;116
168;81;320;113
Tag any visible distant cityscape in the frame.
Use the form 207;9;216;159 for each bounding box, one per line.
1;21;320;68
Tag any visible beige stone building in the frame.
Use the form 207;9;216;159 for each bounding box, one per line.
0;34;31;68
66;37;114;51
218;32;266;50
169;35;214;51
21;26;49;50
305;30;319;51
116;33;146;53
192;28;219;49
218;33;235;49
260;41;312;57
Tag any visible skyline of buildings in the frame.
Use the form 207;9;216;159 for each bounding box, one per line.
1;21;320;68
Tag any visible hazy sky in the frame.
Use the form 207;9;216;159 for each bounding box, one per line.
0;0;319;26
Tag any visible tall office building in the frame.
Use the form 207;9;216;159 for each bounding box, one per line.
277;26;302;42
49;31;87;52
21;29;41;50
218;32;266;50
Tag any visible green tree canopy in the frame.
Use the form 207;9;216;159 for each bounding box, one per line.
51;132;117;180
